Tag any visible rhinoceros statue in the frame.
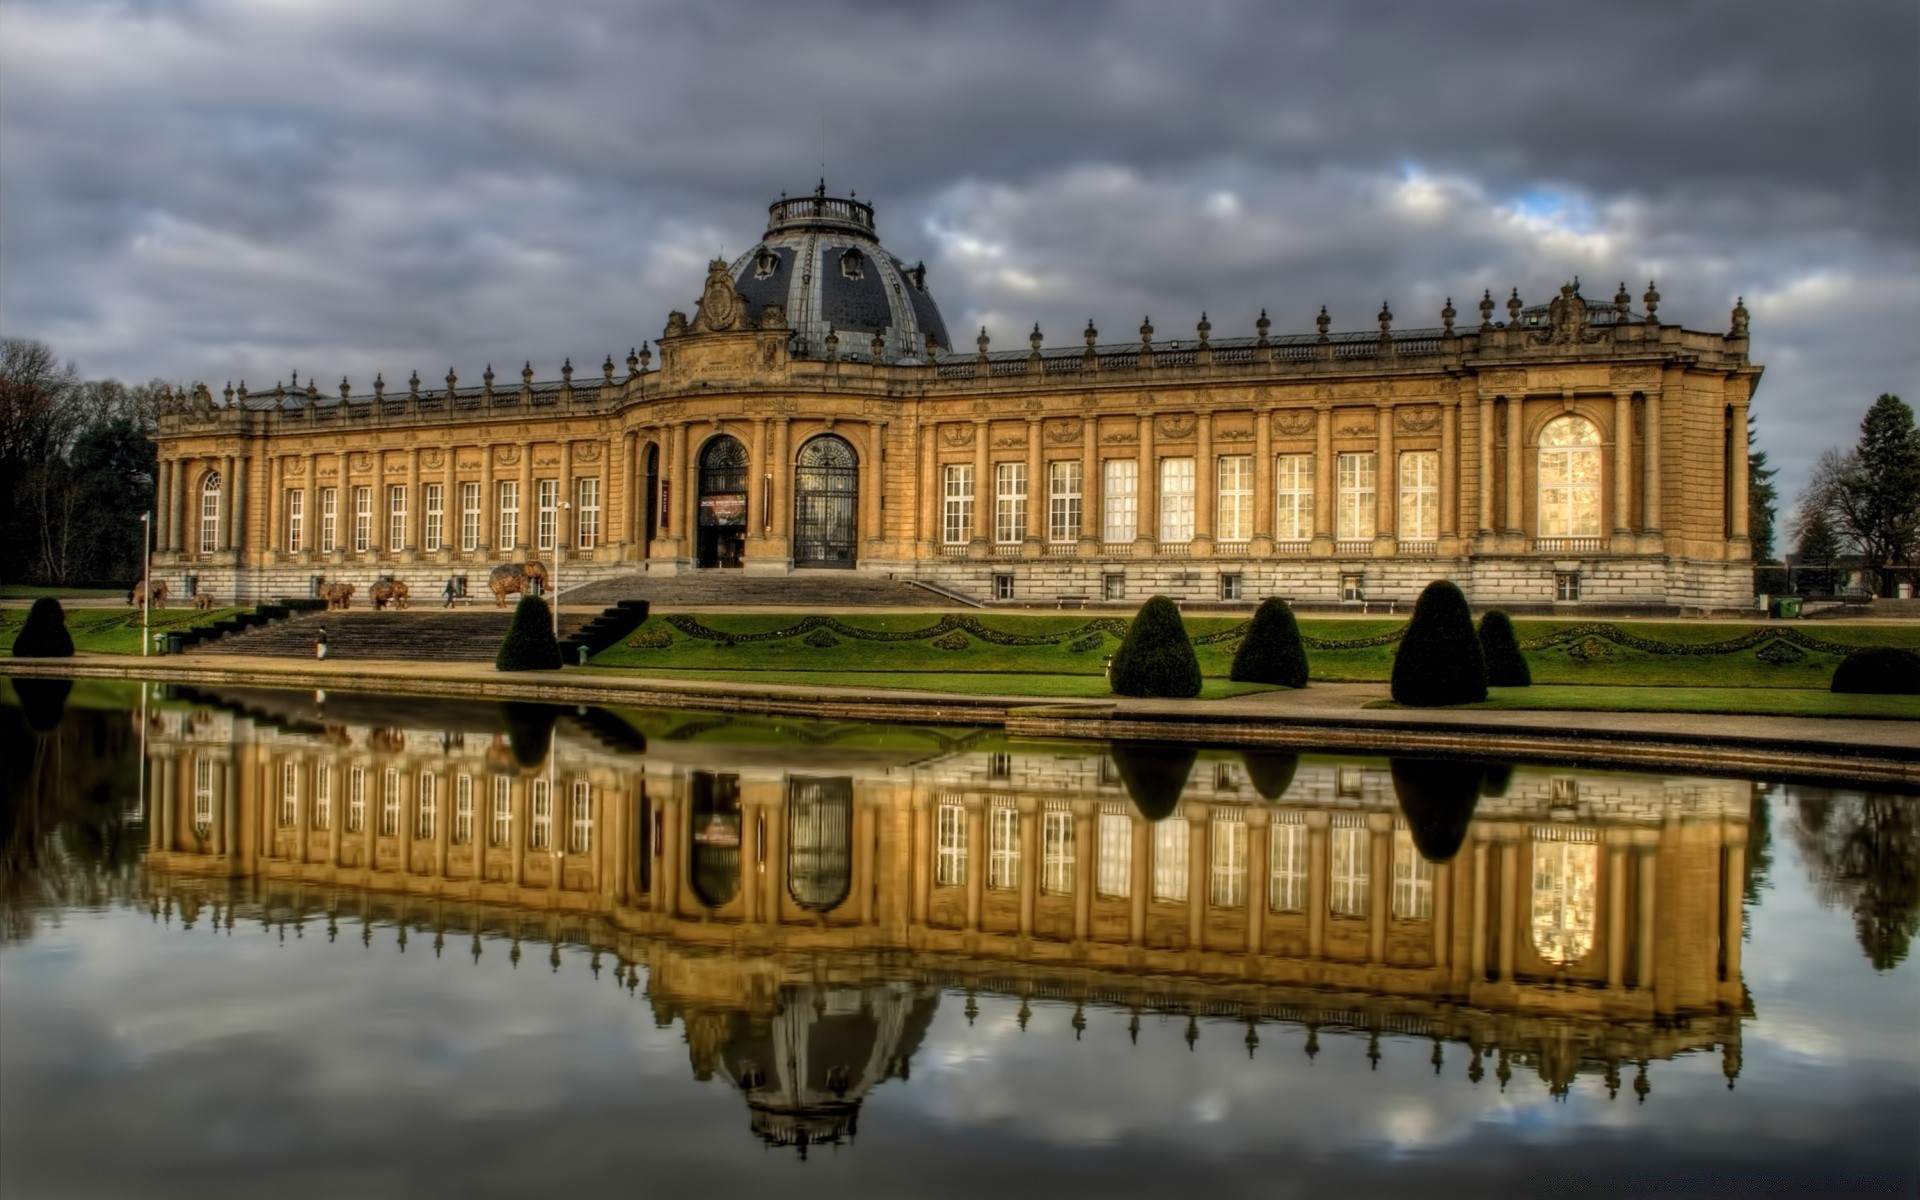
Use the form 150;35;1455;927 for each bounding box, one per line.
370;579;411;610
488;561;549;606
317;580;356;610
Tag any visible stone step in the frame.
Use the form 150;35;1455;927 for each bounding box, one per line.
188;609;599;662
563;571;951;607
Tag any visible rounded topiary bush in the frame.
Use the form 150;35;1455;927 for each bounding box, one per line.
1390;580;1487;707
1109;595;1202;698
495;595;562;671
1109;741;1197;821
1830;646;1920;695
1240;749;1299;801
1230;597;1309;687
1478;610;1531;687
12;597;75;658
501;702;558;768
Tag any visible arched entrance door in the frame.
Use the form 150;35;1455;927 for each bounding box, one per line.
697;435;748;568
793;435;857;568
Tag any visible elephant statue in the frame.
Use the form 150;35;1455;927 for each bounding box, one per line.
128;578;169;607
317;580;356;610
488;561;550;606
193;592;218;612
370;579;411;610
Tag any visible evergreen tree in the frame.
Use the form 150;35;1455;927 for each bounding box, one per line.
1108;596;1202;698
1390;580;1487;706
1478;610;1531;687
1229;596;1309;687
1793;504;1843;595
1747;412;1779;563
494;595;562;671
1801;395;1920;596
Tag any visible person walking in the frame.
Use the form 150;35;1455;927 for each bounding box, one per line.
443;577;457;608
315;626;329;660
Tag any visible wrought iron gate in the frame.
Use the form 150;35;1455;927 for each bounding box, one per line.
793;436;857;568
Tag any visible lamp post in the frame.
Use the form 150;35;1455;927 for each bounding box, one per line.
140;510;152;656
553;500;571;640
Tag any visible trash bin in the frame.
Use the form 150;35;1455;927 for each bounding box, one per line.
577;643;590;666
164;631;186;654
1774;597;1802;619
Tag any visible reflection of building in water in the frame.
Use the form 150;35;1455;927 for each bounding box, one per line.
144;693;1751;1133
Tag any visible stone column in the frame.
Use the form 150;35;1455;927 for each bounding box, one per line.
1246;812;1269;953
770;418;791;558
1643;390;1662;533
517;443;533;554
405;448;421;553
1613;393;1633;537
1134;414;1155;547
1637;847;1657;990
1312;406;1333;548
1018;802;1037;937
1498;840;1518;982
1504;397;1524;537
220;455;237;552
156;459;173;552
1440;398;1459;540
1374;403;1395;550
265;457;282;555
1252;408;1273;552
1192;411;1213;552
1129;819;1149;944
867;421;889;552
1369;816;1391;961
672;423;691;553
1023;418;1042;550
1433;861;1452;972
1079;416;1099;550
1470;838;1490;981
235;454;252;562
1187;808;1208;950
442;443;458;556
1307;813;1328;958
920;422;940;551
745;420;767;549
175;458;193;552
558;440;574;554
1477;398;1494;537
480;445;496;553
965;802;985;931
971;420;990;549
1729;398;1751;544
1073;807;1094;941
619;430;638;553
1606;843;1628;989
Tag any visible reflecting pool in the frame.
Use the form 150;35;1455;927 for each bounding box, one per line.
3;677;1917;1197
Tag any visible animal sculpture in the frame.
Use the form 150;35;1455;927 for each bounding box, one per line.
317;580;356;611
487;561;550;606
370;579;411;610
192;592;218;612
128;578;169;606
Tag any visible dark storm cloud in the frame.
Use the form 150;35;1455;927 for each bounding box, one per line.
1;0;1914;504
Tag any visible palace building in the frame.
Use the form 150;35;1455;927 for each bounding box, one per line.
150;185;1763;610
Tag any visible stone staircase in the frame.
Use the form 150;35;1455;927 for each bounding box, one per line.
563;570;955;608
187;609;600;663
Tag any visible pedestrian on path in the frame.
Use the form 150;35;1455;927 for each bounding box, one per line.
443;577;457;608
315;626;329;660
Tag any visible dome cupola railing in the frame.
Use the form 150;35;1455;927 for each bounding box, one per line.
766;184;877;240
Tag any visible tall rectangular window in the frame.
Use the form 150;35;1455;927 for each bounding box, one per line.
1047;461;1081;543
1210;817;1247;908
569;780;592;854
1269;821;1308;912
1152;820;1189;902
1103;459;1137;543
347;765;365;832
423;483;444;552
388;485;408;552
491;776;512;846
1336;453;1376;542
320;488;338;553
199;480;220;553
286;489;304;553
1275;454;1314;542
988;806;1020;890
380;767;400;836
1041;809;1076;895
1399;450;1438;541
1392;829;1435;919
460;482;481;551
193;759;215;835
453;774;473;845
353;486;372;553
415;772;437;840
935;802;968;887
279;762;299;828
1330;826;1371;917
313;766;332;831
498;481;520;550
529;778;551;850
994;463;1027;545
1216;455;1253;541
1097;811;1132;898
576;478;600;550
536;479;558;551
942;464;974;544
1158;457;1195;543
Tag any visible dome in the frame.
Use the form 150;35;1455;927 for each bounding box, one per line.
727;185;951;363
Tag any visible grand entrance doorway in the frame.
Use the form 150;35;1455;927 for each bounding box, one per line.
793;435;857;568
697;435;748;568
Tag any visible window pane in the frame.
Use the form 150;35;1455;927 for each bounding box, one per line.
1398;450;1438;540
1096;811;1132;898
1269;822;1308;912
1152;819;1189;902
1216;456;1252;541
1103;459;1137;543
942;464;974;544
1159;458;1194;543
1275;454;1314;541
994;463;1027;544
1330;826;1370;917
1047;460;1082;543
1336;453;1376;541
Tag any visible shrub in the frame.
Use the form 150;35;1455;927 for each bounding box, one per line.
278;597;328;613
12;598;74;658
1240;750;1298;800
1230;597;1310;687
1109;596;1202;698
495;595;562;671
1830;646;1920;695
1109;741;1197;821
501;702;557;768
1390;580;1487;706
14;677;73;732
1478;610;1531;687
1389;758;1483;862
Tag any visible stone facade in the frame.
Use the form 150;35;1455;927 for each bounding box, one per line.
149;190;1762;611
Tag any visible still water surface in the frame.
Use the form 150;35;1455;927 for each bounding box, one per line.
2;677;1917;1197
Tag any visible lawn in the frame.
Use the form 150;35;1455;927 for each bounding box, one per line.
0;605;248;656
1451;684;1920;720
0;585;130;600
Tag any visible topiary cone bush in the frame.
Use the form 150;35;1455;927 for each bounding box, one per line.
1389;758;1483;863
1390;580;1487;706
1830;646;1920;695
1478;610;1531;687
1109;741;1197;821
1109;595;1202;698
501;702;558;768
12;597;75;658
495;595;562;671
1240;749;1299;801
1230;596;1310;687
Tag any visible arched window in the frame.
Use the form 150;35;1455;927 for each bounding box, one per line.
1537;415;1602;539
200;471;222;553
787;776;852;912
793;435;859;568
1531;837;1599;964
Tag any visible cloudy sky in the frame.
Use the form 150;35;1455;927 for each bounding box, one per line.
1;0;1915;509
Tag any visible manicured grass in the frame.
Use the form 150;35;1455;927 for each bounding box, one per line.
581;665;1274;700
0;605;247;656
1379;684;1920;720
0;585;130;599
